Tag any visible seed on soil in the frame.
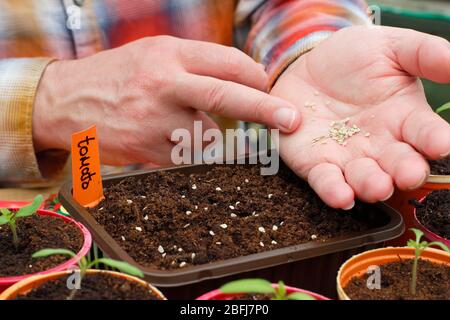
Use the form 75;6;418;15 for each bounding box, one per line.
171;261;176;265
126;199;133;204
179;262;187;268
135;226;142;232
259;242;265;247
272;225;278;231
215;187;222;191
237;186;241;191
121;236;126;241
183;223;190;228
178;247;183;252
252;211;256;216
268;194;273;199
181;195;186;199
191;184;197;190
29;265;33;268
244;179;249;183
191;253;196;261
186;210;192;215
271;240;278;245
230;213;237;218
220;224;228;229
99;207;104;211
140;196;146;199
144;215;149;220
173;245;178;249
194;205;198;210
235;201;240;205
162;253;166;258
229;205;235;210
216;241;222;245
204;207;208;211
311;234;318;240
209;230;215;236
158;245;165;253
258;227;266;233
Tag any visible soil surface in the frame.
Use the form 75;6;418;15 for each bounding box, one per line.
90;164;390;270
344;259;450;300
16;273;160;300
0;214;83;277
416;189;450;239
429;157;450;175
231;293;273;300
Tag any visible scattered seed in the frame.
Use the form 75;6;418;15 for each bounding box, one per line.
179;262;187;268
186;210;192;215
162;253;166;258
268;194;273;199
215;187;222;191
158;245;165;253
271;240;278;245
272;225;278;231
229;205;235;210
126;199;133;204
237;186;241;191
173;245;178;249
135;226;142;232
209;230;215;236
235;201;240;205
311;234;318;240
204;207;208;211
252;211;256;216
327;118;360;145
181;195;186;199
140;196;146;199
191;253;196;261
171;261;176;265
183;223;190;228
220;224;228;229
29;265;33;268
280;221;284;226
259;242;265;247
230;213;237;218
144;215;149;220
216;242;222;245
178;247;183;252
191;184;197;190
99;207;104;211
258;227;266;233
194;205;198;210
121;236;126;241
244;179;249;183
364;132;371;137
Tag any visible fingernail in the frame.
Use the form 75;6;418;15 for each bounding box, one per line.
440;150;450;158
273;108;297;131
342;201;355;211
408;171;428;190
381;188;395;202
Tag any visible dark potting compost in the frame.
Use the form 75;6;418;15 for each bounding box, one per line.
0;215;82;277
87;164;389;270
429;157;450;176
16;273;160;300
416;189;450;239
344;259;450;300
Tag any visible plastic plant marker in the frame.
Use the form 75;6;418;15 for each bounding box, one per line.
71;125;104;207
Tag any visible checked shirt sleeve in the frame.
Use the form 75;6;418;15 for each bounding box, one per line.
237;0;371;86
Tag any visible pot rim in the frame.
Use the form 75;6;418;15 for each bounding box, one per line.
0;269;166;300
336;246;450;300
196;283;330;300
426;174;450;184
0;209;92;286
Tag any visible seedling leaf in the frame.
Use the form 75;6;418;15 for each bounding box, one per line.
428;242;450;253
287;292;316;300
16;195;43;218
0;216;9;225
436;102;450;115
32;248;76;259
220;279;275;295
91;258;144;278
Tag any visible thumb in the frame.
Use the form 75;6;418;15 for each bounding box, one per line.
387;27;450;83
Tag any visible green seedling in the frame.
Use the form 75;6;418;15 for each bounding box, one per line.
220;278;316;300
436;102;450;115
407;228;449;295
0;195;43;248
33;248;144;300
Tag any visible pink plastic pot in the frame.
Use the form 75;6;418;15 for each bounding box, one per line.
0;200;44;211
413;195;450;248
0;208;92;292
196;284;330;300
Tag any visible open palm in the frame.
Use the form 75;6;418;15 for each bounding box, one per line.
272;26;450;209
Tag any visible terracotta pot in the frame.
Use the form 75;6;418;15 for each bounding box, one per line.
386;174;450;246
0;209;92;292
413;195;450;248
336;247;450;300
0;269;166;300
196;283;329;300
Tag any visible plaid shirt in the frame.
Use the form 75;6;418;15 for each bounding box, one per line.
0;0;369;184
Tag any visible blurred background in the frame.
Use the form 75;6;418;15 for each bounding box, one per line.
368;0;450;122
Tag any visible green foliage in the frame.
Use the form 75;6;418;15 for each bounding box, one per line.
220;278;315;300
436;102;450;115
406;228;450;295
0;195;43;248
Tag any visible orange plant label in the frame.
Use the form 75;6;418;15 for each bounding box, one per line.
71;125;104;207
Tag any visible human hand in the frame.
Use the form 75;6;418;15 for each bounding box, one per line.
272;26;450;209
33;36;300;165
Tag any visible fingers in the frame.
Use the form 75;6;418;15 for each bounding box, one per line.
388;27;450;83
377;142;429;190
307;163;355;210
402;108;450;159
344;158;394;203
178;39;268;91
175;74;301;133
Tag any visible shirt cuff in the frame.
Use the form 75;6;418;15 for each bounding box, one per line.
245;0;371;86
0;58;68;185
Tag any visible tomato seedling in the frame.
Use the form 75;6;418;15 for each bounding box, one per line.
32;248;144;300
0;195;43;248
220;278;315;300
407;228;449;295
